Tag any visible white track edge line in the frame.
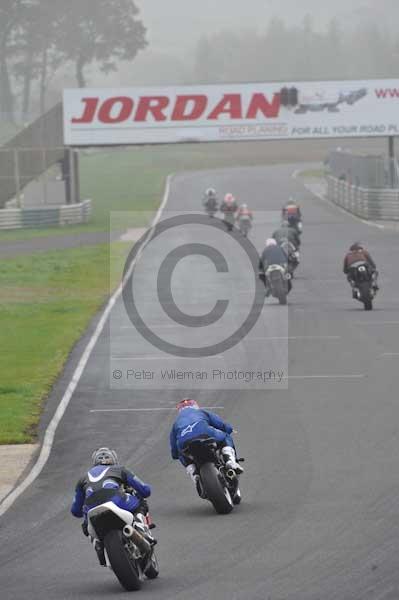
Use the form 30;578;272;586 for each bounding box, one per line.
90;406;225;413
0;175;173;517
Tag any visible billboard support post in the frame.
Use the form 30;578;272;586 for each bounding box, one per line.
13;149;22;208
388;136;395;188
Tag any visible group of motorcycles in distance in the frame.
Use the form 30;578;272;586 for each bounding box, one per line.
203;187;253;236
202;188;302;305
203;188;379;310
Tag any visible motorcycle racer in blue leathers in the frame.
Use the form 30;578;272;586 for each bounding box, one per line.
71;447;155;565
170;398;243;489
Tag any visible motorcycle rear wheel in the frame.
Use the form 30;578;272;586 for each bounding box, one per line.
104;529;142;591
200;462;234;515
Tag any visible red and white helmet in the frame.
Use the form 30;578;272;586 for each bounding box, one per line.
176;398;199;412
224;193;235;204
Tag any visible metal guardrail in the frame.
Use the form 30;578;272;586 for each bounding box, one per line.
327;176;399;221
0;199;91;230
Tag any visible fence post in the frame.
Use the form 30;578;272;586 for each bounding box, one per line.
388;136;395;188
13;148;22;208
42;147;48;204
69;147;76;204
73;150;80;204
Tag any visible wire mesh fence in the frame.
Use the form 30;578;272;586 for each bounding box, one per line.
0;147;80;209
325;148;399;189
0;102;66;208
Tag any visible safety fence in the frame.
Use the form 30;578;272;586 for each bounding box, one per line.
327;176;399;221
1;146;80;209
0;103;64;208
326;149;399;188
0;199;91;230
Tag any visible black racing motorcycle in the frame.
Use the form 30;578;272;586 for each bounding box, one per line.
348;262;378;311
237;215;252;237
87;491;159;591
204;198;218;218
264;264;291;305
181;437;243;514
222;210;236;232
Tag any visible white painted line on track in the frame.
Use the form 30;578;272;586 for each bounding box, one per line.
90;406;225;413
316;279;346;283
355;321;399;326
0;176;174;518
248;336;340;341
119;324;180;330
112;355;224;360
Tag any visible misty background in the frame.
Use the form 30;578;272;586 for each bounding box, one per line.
1;0;399;132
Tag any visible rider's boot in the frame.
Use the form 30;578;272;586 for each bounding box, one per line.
222;446;244;474
233;487;242;505
186;464;205;498
135;512;157;546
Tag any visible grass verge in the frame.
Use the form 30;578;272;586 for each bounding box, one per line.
297;168;325;179
0;242;130;444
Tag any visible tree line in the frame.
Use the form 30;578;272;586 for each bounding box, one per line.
0;0;147;121
193;16;399;85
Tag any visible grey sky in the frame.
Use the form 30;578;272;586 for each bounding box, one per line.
136;0;387;55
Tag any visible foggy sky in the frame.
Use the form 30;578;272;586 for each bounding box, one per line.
137;0;389;55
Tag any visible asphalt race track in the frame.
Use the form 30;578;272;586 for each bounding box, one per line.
2;162;399;600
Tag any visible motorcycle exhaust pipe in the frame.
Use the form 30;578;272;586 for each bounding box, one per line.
123;524;134;538
123;524;151;554
226;468;236;480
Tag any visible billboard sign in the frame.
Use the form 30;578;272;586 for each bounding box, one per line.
63;79;399;145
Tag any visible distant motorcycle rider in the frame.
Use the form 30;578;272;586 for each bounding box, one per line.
282;200;302;221
220;193;238;212
236;203;253;235
71;448;155;566
236;203;253;221
170;399;243;494
343;242;378;297
282;200;302;233
259;238;290;295
220;193;238;231
203;188;218;213
273;221;301;249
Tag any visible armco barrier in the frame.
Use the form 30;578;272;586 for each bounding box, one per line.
0;199;91;230
327;176;399;221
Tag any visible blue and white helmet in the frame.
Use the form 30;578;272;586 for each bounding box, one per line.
92;447;118;466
